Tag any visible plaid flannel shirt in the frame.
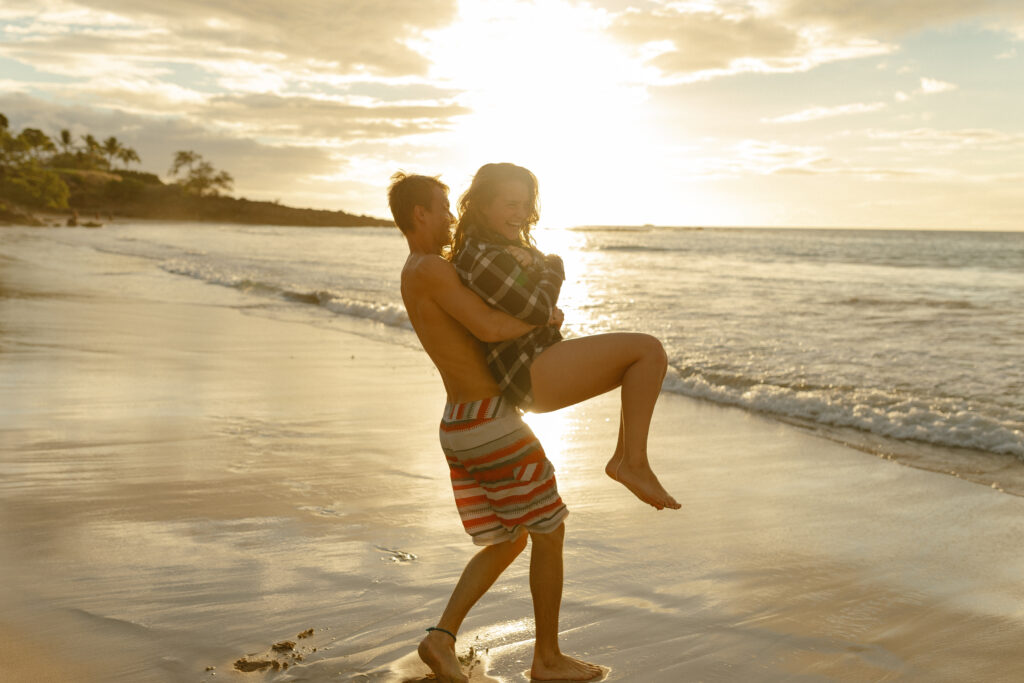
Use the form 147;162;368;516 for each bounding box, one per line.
453;233;564;408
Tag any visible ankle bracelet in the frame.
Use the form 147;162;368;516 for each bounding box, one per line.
425;626;457;642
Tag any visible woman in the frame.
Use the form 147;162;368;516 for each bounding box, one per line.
452;163;680;511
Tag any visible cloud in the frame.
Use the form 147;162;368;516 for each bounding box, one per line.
780;0;980;37
763;101;887;123
864;127;1024;152
2;0;458;77
607;3;891;82
918;77;957;94
675;139;829;179
761;78;957;125
607;1;1024;83
199;93;469;141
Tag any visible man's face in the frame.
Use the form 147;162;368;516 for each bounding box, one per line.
424;186;454;251
481;180;530;242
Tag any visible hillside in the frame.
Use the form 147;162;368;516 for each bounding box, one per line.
54;169;393;228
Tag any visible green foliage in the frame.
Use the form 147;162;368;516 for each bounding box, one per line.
0;118;69;209
103;176;146;203
18;128;56;161
117;169;162;185
169;150;233;197
0;161;70;210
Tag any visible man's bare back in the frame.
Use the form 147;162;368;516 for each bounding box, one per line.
401;253;506;403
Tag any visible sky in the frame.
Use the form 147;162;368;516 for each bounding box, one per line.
2;0;1023;230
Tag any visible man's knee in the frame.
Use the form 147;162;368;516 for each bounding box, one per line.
509;529;529;554
528;521;565;546
489;530;529;557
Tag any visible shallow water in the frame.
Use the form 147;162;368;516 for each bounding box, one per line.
9;222;1020;476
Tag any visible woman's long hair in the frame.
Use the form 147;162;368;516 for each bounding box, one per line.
452;163;540;258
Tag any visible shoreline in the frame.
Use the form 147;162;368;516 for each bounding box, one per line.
774;415;1024;498
3;227;1024;681
1;210;393;229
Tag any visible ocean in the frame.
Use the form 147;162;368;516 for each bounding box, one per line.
16;221;1023;479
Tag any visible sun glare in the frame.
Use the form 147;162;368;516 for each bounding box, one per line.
416;0;678;226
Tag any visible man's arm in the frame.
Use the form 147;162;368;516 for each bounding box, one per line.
456;245;563;326
419;257;536;342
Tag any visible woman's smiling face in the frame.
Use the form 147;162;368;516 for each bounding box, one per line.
481;180;531;242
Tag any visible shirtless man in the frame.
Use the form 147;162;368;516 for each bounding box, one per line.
389;172;603;682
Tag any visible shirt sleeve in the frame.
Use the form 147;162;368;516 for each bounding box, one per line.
463;246;563;326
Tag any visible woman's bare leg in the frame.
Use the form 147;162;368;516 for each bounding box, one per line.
529;333;680;510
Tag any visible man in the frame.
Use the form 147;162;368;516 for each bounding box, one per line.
389;172;603;682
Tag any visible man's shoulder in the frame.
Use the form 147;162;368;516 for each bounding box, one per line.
404;252;458;286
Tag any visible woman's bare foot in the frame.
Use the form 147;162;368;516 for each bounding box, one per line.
531;652;605;681
418;631;467;683
607;458;680;510
604;454;623;482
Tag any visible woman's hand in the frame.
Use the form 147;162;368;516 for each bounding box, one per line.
505;246;535;268
547;306;564;329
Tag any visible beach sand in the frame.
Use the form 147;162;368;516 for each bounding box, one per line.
2;227;1023;682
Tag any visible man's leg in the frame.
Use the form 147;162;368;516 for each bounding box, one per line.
530;333;680;510
528;523;603;681
419;532;528;682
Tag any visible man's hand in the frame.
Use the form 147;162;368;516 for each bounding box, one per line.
548;305;564;329
505;246;535;268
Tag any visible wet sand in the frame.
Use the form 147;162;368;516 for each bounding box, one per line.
2;228;1024;682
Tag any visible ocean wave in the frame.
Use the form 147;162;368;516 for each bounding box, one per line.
663;367;1024;459
161;260;410;329
838;297;979;310
593;245;677;253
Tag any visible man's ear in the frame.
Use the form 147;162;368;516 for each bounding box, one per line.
412;204;427;226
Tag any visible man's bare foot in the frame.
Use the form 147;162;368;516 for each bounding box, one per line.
612;460;681;510
531;652;604;681
418;631;467;683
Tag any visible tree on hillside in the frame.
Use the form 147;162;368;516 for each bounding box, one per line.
0;116;69;210
169;150;233;197
18;128;56;162
170;150;199;177
80;133;105;168
117;147;141;170
58;129;75;155
102;136;123;168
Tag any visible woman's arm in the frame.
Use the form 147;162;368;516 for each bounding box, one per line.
455;244;564;326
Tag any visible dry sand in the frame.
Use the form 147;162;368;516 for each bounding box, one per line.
2;227;1023;682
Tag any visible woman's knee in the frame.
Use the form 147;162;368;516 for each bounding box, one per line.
638;334;668;369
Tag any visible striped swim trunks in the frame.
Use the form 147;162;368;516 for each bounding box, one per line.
439;396;568;546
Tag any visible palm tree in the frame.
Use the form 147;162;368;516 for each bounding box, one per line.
80;134;102;168
102;136;123;169
117;146;140;170
170;150;199;178
169;151;233;196
59;129;74;155
17;128;56;162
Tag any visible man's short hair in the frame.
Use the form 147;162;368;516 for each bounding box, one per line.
388;171;449;235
